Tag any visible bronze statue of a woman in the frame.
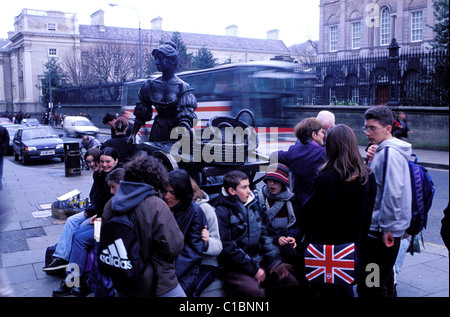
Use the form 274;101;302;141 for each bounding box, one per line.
128;41;197;144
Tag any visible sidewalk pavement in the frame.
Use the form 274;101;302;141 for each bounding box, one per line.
0;142;448;297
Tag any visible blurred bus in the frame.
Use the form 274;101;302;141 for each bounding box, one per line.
121;60;298;142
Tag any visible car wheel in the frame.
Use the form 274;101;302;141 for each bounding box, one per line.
21;152;28;165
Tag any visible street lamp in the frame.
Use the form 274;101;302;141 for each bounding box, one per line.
30;49;54;126
109;3;143;78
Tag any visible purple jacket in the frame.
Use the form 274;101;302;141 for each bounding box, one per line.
276;142;326;208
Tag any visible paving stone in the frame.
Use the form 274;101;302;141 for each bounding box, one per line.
0;228;46;253
1;248;47;268
4;264;36;284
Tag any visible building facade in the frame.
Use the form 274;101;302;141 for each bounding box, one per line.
318;0;437;58
0;8;291;114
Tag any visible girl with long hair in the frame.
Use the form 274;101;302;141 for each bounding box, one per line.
301;124;377;298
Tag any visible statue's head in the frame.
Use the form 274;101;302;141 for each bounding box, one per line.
152;41;178;69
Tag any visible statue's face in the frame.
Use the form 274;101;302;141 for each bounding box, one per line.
154;52;175;73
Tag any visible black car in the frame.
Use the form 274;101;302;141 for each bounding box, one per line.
13;126;64;165
0;123;22;155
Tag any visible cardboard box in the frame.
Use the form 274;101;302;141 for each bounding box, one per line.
51;201;81;220
56;189;81;209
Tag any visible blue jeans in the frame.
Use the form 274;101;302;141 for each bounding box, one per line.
158;283;186;297
54;212;90;260
68;224;95;276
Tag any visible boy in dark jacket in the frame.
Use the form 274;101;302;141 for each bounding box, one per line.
215;170;298;297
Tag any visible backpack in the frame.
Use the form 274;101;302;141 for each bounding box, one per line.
405;154;435;237
97;209;144;281
382;150;435;253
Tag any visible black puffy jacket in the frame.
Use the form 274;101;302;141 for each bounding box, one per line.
172;201;206;290
215;192;281;277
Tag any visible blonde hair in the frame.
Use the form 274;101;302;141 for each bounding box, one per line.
190;178;203;201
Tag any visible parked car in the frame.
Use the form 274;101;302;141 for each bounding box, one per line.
0;123;21;155
21;118;41;126
63;116;99;138
13;126;64;165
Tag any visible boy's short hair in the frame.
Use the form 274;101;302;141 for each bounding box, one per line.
223;170;248;191
102;113;116;125
294;117;323;145
364;106;394;127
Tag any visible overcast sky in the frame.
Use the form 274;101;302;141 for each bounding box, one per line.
0;0;320;47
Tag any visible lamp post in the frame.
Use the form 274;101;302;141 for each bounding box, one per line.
109;3;143;78
30;49;53;126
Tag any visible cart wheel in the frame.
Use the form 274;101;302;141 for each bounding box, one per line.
151;150;179;172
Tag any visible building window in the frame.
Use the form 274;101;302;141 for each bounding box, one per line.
411;11;423;42
330;26;338;52
380;7;390;45
48;48;57;56
352;22;361;49
47;23;56;31
351;86;359;104
329;87;336;104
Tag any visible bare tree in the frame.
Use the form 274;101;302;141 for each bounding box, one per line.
289;40;319;65
60;41;141;87
81;42;140;84
61;50;83;86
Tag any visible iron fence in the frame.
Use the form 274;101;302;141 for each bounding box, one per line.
297;42;448;107
54;82;123;105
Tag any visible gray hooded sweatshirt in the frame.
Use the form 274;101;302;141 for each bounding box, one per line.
369;137;412;238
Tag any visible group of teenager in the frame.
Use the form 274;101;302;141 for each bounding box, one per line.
43;105;413;298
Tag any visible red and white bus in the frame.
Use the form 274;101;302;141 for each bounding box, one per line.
121;60;299;147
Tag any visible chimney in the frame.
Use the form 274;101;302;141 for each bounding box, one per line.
91;9;105;31
267;29;279;40
225;25;238;37
151;17;163;30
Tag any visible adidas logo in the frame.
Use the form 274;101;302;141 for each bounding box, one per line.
99;238;133;270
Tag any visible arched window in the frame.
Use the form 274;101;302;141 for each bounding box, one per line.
324;75;336;104
346;74;359;104
380;6;390;45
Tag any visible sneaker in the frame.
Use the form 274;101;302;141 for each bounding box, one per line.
71;285;92;297
52;281;73;297
43;257;68;272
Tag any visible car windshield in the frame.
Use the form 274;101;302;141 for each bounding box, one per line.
22;127;59;141
74;120;94;126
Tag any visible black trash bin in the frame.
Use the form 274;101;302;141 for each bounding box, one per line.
64;142;81;177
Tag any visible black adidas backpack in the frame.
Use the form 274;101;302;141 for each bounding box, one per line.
98;210;144;281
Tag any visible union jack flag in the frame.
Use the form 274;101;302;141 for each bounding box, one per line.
304;243;355;285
